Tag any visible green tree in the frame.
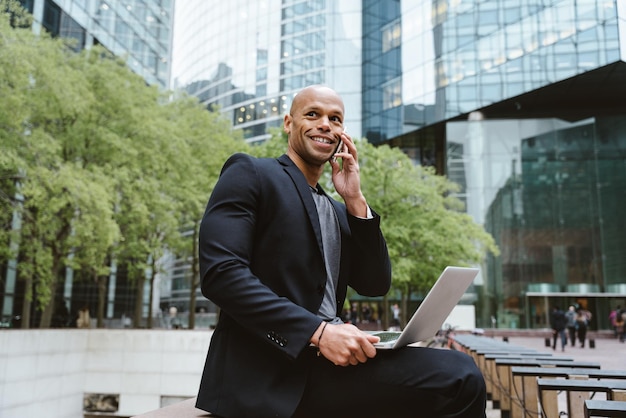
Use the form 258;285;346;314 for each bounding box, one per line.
248;127;287;158
358;141;499;326
0;3;244;328
0;6;120;327
159;95;246;329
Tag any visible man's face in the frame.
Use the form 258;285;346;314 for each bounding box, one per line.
284;86;344;166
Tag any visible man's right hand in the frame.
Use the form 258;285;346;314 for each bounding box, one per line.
313;322;379;366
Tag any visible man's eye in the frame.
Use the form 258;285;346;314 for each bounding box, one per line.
306;111;317;117
331;116;342;123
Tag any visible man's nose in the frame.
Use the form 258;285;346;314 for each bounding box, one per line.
317;116;331;131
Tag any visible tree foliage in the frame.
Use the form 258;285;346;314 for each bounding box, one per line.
358;140;499;325
357;141;499;290
0;3;244;327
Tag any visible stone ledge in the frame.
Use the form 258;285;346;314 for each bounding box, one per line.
131;398;214;418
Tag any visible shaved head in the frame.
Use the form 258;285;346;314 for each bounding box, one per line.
290;85;344;115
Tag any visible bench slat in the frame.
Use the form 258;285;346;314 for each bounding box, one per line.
584;400;626;417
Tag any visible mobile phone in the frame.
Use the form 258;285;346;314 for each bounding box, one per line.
330;139;343;163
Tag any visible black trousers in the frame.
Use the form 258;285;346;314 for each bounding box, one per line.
567;326;577;346
294;346;486;418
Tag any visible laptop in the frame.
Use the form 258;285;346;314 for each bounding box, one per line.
372;266;479;349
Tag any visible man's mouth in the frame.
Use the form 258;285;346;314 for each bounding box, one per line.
312;136;333;145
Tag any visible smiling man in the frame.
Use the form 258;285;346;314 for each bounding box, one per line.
195;85;486;418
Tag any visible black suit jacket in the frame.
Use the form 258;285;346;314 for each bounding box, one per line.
195;153;392;417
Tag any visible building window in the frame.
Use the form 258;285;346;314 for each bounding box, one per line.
382;19;401;53
382;78;402;110
42;0;61;34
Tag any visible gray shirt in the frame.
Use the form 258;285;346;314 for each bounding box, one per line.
310;186;343;324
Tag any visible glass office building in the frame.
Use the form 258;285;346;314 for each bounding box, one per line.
170;0;626;329
172;0;364;143
385;0;626;329
20;0;174;89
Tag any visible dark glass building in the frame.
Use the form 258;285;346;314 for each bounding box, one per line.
382;0;626;329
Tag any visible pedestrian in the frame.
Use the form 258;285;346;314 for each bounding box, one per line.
391;303;401;330
609;305;621;337
549;306;567;351
350;302;359;325
564;305;577;346
615;308;625;343
576;307;592;348
76;305;91;329
194;85;486;417
169;306;182;329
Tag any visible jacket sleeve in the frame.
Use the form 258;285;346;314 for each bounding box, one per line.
198;154;321;360
345;210;392;296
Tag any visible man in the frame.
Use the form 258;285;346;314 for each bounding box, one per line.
195;85;486;417
565;305;577;346
576;307;592;348
549;306;567;351
391;303;401;330
609;305;621;337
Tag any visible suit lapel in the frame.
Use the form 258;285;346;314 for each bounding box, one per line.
278;155;325;259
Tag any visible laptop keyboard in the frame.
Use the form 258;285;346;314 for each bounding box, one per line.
373;331;400;342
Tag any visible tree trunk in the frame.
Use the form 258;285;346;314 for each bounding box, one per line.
188;221;200;330
20;274;33;329
39;278;58;328
134;273;145;328
401;285;410;328
382;293;389;330
97;273;106;328
147;256;155;329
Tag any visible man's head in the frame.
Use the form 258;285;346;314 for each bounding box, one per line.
284;85;345;169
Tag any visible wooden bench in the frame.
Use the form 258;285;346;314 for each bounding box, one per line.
487;356;585;413
450;334;604;417
477;351;553;402
496;358;601;418
511;367;626;418
538;379;626;418
584;400;626;417
452;334;553;404
451;334;561;408
452;334;519;352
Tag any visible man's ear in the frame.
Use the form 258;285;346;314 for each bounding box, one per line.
283;114;291;134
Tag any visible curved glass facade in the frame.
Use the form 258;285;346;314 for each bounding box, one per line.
172;0;363;142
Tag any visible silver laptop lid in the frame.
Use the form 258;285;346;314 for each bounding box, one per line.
376;266;479;349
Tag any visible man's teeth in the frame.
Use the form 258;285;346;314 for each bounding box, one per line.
313;137;332;144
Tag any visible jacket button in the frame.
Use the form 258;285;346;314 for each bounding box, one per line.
317;284;324;295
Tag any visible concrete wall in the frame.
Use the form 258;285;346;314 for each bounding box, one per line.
0;329;211;418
